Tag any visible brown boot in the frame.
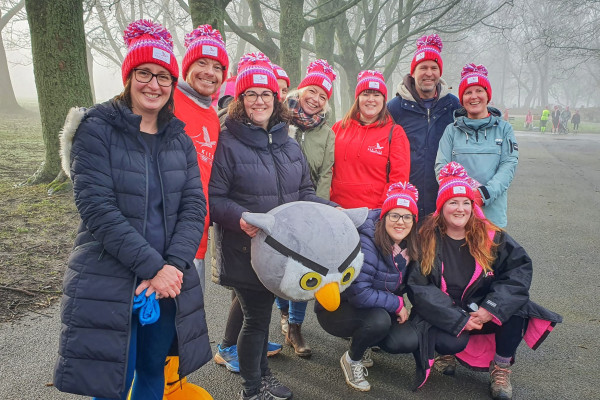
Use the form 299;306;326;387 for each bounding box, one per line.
280;310;289;335
286;323;312;357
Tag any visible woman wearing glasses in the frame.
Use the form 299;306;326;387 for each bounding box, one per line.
408;162;561;400
54;20;210;400
315;182;421;392
209;53;334;400
275;59;337;358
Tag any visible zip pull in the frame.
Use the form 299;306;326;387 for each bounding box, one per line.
268;133;273;145
301;131;305;143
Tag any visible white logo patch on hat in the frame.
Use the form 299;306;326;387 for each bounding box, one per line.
152;48;171;64
202;45;218;57
453;186;467;195
415;52;425;61
253;74;268;85
276;69;288;77
368;81;380;89
467;76;479;84
322;79;332;91
396;198;410;207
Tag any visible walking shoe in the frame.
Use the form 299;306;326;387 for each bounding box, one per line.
361;347;374;368
433;354;456;376
286;323;312;357
213;344;240;373
261;373;293;399
280;310;289;335
340;351;370;391
489;361;513;400
267;341;283;357
239;389;268;400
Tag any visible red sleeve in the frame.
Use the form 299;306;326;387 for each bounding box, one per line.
379;124;411;205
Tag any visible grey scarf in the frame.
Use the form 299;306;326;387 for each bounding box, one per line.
177;81;213;109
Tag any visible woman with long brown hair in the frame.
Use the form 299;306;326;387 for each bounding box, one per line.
407;162;562;400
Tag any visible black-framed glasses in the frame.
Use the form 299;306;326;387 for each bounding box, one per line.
133;68;175;87
387;213;414;223
242;90;275;104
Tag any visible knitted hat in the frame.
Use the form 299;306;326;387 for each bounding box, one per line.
434;162;483;215
458;63;492;105
272;64;290;87
410;34;444;76
121;19;179;85
234;52;279;98
182;24;229;80
355;70;387;99
298;59;337;99
381;182;419;222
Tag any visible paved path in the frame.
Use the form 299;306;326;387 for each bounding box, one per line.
1;131;598;400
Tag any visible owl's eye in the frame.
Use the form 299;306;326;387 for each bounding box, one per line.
340;267;355;285
299;272;322;290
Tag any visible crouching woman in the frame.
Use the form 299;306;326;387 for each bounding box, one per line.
407;162;562;400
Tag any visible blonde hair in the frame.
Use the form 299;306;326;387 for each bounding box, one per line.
287;87;331;115
418;208;501;276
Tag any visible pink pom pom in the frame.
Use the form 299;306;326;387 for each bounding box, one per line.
387;182;419;202
308;59;337;80
461;63;488;79
123;19;173;48
438;161;469;181
416;34;443;52
239;52;271;66
184;24;223;48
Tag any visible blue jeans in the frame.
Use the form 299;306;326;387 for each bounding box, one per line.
275;297;307;324
93;298;177;400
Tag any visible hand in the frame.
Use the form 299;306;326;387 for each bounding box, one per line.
135;280;152;296
396;307;409;324
149;264;184;298
240;218;260;237
464;316;483;331
469;307;493;325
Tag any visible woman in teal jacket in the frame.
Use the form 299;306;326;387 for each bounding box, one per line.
435;64;518;228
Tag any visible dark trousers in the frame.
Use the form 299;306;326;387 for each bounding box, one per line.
222;291;244;348
234;287;275;394
316;302;418;361
435;315;526;358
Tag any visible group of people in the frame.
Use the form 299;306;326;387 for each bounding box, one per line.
540;105;580;133
53;19;561;400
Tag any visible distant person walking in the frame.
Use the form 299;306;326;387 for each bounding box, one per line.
572;110;581;132
551;105;561;133
540;106;550;132
524;110;533;130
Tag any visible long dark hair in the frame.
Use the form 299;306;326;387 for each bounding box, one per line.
374;211;418;261
227;92;292;130
115;73;176;128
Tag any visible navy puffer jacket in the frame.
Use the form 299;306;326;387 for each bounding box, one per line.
343;209;409;312
53;99;211;399
209;117;333;291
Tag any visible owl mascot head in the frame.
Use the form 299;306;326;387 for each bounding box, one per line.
242;202;367;312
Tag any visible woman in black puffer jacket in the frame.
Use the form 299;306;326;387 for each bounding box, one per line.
209;53;334;400
53;20;210;400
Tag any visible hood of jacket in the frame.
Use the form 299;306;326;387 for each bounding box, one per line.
452;106;502;135
59;99;184;178
224;117;289;149
396;74;453;105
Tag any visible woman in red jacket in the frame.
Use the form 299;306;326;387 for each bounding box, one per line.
331;70;410;209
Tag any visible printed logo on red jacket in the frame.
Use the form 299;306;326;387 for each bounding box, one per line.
367;142;385;155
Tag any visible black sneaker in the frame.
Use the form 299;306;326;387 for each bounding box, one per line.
261;373;293;399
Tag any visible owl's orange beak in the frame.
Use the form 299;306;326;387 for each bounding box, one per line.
315;282;340;311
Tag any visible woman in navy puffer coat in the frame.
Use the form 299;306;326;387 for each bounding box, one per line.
54;20;210;400
315;183;421;392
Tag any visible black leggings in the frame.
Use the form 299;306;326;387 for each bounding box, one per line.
233;287;275;393
434;315;526;358
316;302;418;361
222;291;244;348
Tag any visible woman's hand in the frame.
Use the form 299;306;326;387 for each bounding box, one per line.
469;307;493;325
148;264;184;298
135;280;152;296
396;307;409;324
464;316;483;331
240;218;260;238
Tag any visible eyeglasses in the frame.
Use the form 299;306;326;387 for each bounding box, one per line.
387;213;414;223
133;68;175;87
242;91;275;104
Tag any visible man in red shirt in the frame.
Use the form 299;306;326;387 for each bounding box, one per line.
174;24;229;295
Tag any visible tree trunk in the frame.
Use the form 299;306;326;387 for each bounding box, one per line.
189;0;231;39
86;44;96;104
0;7;24;114
25;0;93;185
279;0;306;85
314;0;337;120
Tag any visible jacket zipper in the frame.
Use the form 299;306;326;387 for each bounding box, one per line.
268;132;284;204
